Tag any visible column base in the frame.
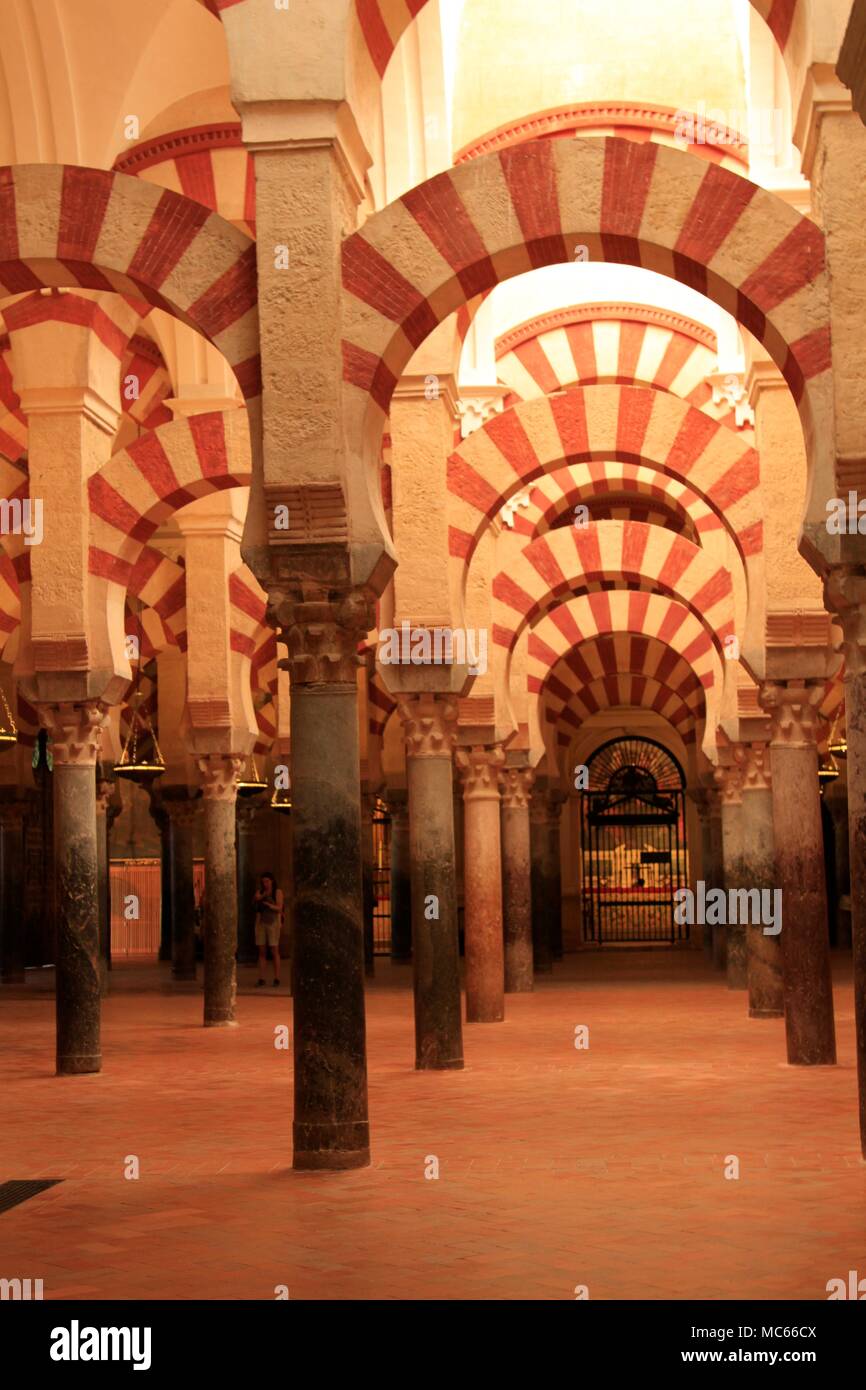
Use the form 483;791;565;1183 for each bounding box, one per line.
416;1056;464;1071
293;1122;370;1171
204;1017;238;1029
57;1054;101;1075
749;1006;784;1019
506;982;534;994
466;1010;505;1023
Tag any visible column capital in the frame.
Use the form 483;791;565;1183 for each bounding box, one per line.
37;700;108;767
236;799;261;832
269;579;375;687
824;566;866;679
758;680;825;748
197;754;244;803
713;761;743;805
499;765;535;810
397;693;458;759
735;740;772;792
456;745;505;800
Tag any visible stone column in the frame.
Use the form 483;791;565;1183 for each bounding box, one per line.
708;793;725;970
825;572;866;1152
399;694;463;1069
759;681;836;1066
823;772;852;948
39;702;106;1075
500;764;535;993
198;755;243;1028
278;591;371;1171
361;791;376;978
738;742;783;1019
162;794;199;982
546;792;565;961
0;797;28;984
236;799;260;965
388;789;411;961
151;802;173;963
456;745;506;1022
530;793;554;974
716;763;747;990
95;775;113;996
691;787;719;961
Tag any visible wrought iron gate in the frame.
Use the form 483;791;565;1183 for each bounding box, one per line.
580;737;689;944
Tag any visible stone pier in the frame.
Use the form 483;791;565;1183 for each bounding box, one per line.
457;745;506;1022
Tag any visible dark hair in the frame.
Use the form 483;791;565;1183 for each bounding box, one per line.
260;872;278;893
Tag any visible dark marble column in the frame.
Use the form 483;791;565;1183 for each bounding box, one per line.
236;798;261;965
717;761;747;990
162;792;199;982
95;774;113;996
759;680;836;1066
39;702;105;1075
530;792;554;974
823;772;852;949
150;801;173;963
739;742;783;1019
360;791;376;978
399;695;463;1068
388;789;411;961
275;589;370;1172
198;755;243;1027
457;744;505;1022
546;792;565;961
825;572;866;1154
500;763;535;993
0;796;28;984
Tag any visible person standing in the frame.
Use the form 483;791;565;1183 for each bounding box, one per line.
254;873;283;986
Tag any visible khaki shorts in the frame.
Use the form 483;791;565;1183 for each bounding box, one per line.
255;918;281;948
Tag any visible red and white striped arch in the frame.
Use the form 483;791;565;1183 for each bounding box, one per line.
114;127;255;239
492;521;735;661
495;305;740;428
496;462;714;548
542;658;705;748
0;333;26;463
343;138;830;535
525;590;720;758
0;166;260;403
88;411;251;583
448;385;760;646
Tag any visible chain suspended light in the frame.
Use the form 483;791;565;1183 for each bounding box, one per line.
828;716;847;758
818;752;840;786
114;658;165;786
237;754;267;797
270;784;292;813
0;683;18;749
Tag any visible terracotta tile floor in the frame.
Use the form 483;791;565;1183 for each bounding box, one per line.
0;950;864;1301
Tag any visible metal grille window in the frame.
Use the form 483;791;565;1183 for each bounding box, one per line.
579;737;689;945
371;799;392;955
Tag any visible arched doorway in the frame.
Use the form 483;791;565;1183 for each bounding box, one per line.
580;736;689;945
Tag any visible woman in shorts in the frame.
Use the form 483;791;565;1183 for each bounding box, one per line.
254;872;284;986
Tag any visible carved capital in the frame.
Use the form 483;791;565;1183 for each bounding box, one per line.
499;765;535;809
759;680;824;749
236;800;261;831
735;740;772;792
38;700;108;767
269;581;375;687
398;693;458;759
456;744;505;800
197;754;244;802
388;787;409;826
824;566;866;681
95;778;114;816
713;761;743;805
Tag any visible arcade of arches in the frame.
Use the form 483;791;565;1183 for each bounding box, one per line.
2;0;866;1301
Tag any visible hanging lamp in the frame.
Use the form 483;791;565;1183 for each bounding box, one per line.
114;687;165;786
237;754;267;797
0;683;18;749
818;752;840;786
828;716;847;758
270;784;292;813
